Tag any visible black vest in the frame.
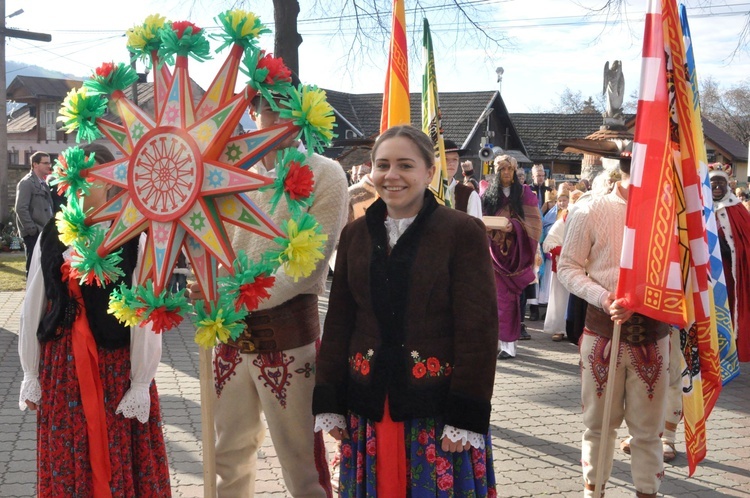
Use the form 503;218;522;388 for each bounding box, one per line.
37;219;139;350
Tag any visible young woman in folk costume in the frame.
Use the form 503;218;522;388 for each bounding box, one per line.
314;125;499;497
482;155;542;360
18;143;170;497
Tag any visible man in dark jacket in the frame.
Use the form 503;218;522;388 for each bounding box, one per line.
15;151;53;274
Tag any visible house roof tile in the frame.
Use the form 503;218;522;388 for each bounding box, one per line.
701;117;748;161
324;89;497;145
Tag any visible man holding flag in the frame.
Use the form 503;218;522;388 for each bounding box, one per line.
560;1;725;495
558;152;670;498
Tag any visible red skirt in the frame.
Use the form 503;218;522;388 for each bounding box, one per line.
37;331;171;497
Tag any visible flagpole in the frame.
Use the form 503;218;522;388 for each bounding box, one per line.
594;322;621;498
199;345;217;497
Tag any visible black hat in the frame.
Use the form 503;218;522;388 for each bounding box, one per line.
443;139;468;156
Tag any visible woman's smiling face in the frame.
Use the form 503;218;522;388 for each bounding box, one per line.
372;136;435;219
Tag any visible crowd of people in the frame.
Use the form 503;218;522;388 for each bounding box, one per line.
13;106;750;497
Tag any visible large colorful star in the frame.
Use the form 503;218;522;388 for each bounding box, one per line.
84;47;299;300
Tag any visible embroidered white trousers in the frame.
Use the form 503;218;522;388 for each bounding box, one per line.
580;330;669;497
212;342;332;498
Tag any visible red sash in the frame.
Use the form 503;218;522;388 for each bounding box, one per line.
63;262;113;497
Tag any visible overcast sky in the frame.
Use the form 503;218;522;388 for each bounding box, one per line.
5;0;749;113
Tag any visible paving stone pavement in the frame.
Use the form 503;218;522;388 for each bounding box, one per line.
1;288;749;497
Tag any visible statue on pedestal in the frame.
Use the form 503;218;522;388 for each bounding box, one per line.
602;60;625;125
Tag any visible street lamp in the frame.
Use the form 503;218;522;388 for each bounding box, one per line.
7;9;24;18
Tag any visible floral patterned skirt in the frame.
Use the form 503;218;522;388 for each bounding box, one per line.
37;332;171;497
338;412;496;497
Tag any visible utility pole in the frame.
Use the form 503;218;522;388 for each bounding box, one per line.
0;0;51;222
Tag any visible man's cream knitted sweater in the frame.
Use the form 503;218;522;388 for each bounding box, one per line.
226;153;348;310
557;185;627;309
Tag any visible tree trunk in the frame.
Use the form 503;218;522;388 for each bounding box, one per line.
273;0;302;82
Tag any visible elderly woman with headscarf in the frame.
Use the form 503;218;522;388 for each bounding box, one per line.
482;155;542;359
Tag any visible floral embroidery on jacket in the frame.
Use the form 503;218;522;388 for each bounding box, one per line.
349;349;374;376
410;351;452;379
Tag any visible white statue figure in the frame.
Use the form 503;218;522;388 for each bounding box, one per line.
603;60;625;119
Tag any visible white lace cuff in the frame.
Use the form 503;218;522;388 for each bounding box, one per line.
19;376;42;411
315;413;346;433
115;382;150;423
441;425;486;450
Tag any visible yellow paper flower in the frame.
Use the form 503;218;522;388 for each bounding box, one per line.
227;10;265;39
194;311;232;348
57;87;89;122
107;299;141;327
56;211;79;247
127;14;166;52
280;220;327;281
294;88;335;141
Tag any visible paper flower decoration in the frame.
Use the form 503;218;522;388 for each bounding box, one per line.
48;146;96;198
131;281;188;333
159;20;212;62
260;147;315;216
55;196;95;246
242;48;294;104
213;9;269;52
70;227;125;287
219;251;277;312
57;87;107;143
265;213;327;282
127;14;168;66
193;297;248;348
108;284;142;327
84;62;140;97
279;85;336;153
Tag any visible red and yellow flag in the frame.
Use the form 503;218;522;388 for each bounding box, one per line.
616;0;722;475
380;0;410;132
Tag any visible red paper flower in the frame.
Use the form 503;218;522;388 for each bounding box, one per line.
258;53;292;84
360;359;370;376
412;363;427;379
237;274;275;311
146;306;184;333
95;62;115;78
172;21;201;38
284;162;315;200
426;357;441;374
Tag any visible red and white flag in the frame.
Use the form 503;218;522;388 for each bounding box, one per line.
617;0;722;475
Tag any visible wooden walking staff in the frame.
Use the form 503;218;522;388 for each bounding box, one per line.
593;322;621;498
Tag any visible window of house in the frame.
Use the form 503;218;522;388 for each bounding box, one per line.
7;149;19;167
707;149;716;163
41;102;58;140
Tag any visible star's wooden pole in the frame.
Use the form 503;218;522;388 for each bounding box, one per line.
593;322;621;498
199;345;217;497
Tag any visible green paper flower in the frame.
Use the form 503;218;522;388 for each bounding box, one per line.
219;251;278;312
126;14;169;68
192;295;249;348
279;85;337;154
70;227;125;287
263;213;327;282
259;147;315;216
213;9;270;52
241;47;294;106
84;62;139;97
159;20;212;63
57;87;107;143
48;146;96;199
55;196;94;247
